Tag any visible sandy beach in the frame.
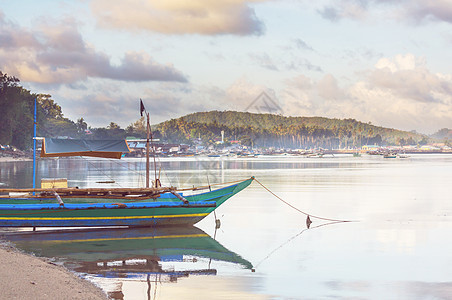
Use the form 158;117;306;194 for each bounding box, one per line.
0;242;106;300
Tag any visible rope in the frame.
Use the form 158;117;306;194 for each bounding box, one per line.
252;221;344;270
253;177;354;223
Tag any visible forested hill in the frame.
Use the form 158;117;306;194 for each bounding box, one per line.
183;111;385;131
156;111;427;149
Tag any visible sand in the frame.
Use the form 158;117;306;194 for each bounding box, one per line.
0;156;105;299
0;242;106;300
0;155;105;298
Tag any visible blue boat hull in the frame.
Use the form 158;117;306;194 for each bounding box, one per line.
0;177;254;227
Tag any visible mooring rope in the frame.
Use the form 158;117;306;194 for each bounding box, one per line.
253;177;354;223
252;221;344;271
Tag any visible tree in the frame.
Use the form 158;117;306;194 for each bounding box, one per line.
0;72;34;149
126;116;146;137
107;122;120;130
76;118;88;134
37;94;63;119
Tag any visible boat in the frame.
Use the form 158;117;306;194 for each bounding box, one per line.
0;100;254;228
383;153;397;158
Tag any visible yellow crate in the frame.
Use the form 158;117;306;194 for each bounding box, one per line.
41;178;68;189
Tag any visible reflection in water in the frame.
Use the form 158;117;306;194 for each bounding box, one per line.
2;226;252;299
253;221;345;271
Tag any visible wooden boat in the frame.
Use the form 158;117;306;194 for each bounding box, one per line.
0;176;253;227
0;100;254;228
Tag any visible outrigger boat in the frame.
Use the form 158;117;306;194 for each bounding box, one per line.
0;100;254;228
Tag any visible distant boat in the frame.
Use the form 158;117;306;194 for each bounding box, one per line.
0;101;253;228
383;153;397;158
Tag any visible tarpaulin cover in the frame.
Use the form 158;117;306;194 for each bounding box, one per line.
41;138;130;159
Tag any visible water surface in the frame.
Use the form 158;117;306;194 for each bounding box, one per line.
1;154;451;299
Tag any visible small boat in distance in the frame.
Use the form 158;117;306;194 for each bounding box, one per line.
0;100;254;228
383;152;397;158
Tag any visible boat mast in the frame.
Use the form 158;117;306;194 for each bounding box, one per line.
143;100;160;188
32;97;37;192
146;112;150;188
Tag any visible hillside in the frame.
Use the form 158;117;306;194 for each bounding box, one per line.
431;128;452;140
155;111;427;149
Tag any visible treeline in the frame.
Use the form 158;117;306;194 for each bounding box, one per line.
156;111;428;148
0;73;83;149
0;72;148;150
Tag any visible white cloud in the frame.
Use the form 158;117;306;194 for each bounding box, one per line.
90;0;266;35
370;54;452;104
280;54;452;133
0;15;187;85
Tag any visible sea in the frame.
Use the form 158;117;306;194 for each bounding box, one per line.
1;153;452;299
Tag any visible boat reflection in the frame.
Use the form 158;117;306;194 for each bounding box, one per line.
3;226;252;298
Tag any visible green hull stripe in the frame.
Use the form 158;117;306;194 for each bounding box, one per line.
0;213;208;221
44;233;209;244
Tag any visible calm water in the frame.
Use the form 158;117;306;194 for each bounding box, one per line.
1;154;452;299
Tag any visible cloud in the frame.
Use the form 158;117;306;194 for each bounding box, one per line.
286;58;323;72
56;81;196;127
404;281;452;299
249;50;322;73
280;54;452;133
317;0;369;22
90;0;266;35
293;38;314;51
224;78;279;113
370;54;452;104
282;74;354;118
317;74;345;100
249;53;279;70
0;12;41;49
401;0;452;23
317;0;452;24
0;15;187;85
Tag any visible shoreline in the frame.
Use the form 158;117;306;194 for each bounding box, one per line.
0;241;106;300
0;156;32;162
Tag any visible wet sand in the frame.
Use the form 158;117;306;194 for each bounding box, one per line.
0;242;106;300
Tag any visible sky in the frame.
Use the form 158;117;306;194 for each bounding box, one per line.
0;0;451;134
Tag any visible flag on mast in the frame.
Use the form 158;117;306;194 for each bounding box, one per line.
140;99;146;116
